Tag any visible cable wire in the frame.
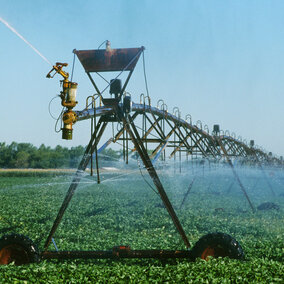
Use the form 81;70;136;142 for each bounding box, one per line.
98;40;108;49
96;72;110;84
142;50;150;97
55;108;64;133
70;52;76;82
48;95;60;120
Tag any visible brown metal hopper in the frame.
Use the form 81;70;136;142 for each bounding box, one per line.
74;47;144;72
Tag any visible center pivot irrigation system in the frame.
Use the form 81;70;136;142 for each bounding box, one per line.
0;42;282;265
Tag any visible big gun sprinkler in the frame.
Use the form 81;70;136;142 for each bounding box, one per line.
46;62;78;140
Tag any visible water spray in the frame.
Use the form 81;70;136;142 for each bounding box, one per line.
0;16;52;65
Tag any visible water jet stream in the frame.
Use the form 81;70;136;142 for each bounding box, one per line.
0;16;52;65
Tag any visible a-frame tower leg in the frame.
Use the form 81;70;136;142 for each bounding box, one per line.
43;118;107;251
119;108;191;248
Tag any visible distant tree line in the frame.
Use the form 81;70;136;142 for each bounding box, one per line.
0;142;122;169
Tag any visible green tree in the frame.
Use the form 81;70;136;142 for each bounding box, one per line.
0;142;124;169
14;151;30;168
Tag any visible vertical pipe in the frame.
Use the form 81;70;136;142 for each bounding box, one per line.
126;130;129;164
163;114;166;161
123;129;125;162
142;110;145;149
174;132;176;173
145;114;148;153
90;102;94;177
94;105;100;184
179;147;182;173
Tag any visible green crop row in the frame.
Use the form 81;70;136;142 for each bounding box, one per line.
0;170;283;283
0;170;74;178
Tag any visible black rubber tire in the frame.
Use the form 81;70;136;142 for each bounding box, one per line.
0;234;39;265
190;232;245;261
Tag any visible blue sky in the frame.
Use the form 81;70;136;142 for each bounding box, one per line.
1;0;284;156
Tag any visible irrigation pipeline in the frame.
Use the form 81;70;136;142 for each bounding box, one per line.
74;103;281;166
70;100;284;215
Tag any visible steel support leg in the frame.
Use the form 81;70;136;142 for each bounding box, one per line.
43;119;107;250
120;109;191;248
